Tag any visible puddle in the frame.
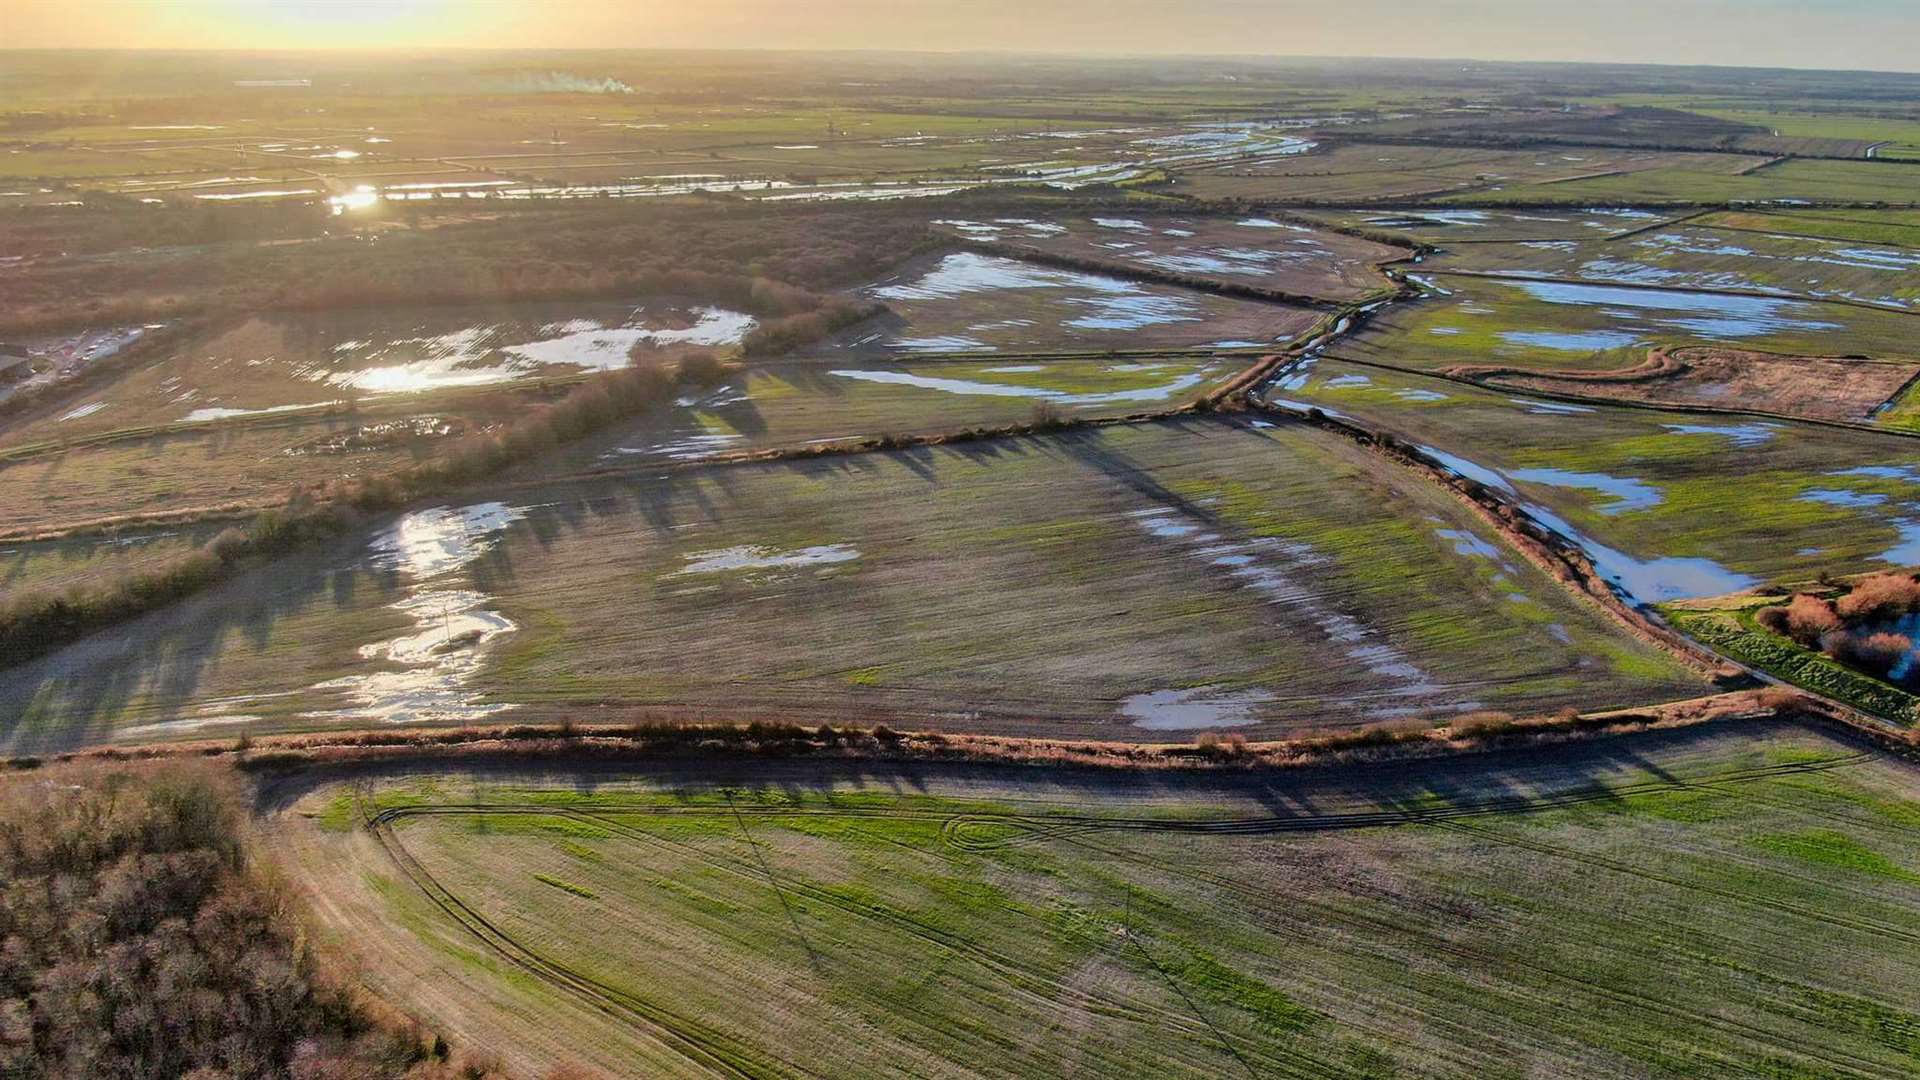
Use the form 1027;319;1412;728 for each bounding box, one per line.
672;544;860;576
1499;329;1644;351
1513;399;1595;415
58;402;107;422
305;502;528;723
829;367;1212;405
183;400;335;423
1800;489;1888;508
1418;450;1753;603
1508;280;1840;339
322;304;754;394
1127;506;1446;708
1121;687;1276;730
1506;467;1662;514
1661;422;1778;448
872;253;1205;333
366;502;526;578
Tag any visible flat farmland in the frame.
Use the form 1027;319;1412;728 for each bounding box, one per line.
1174;145;1736;203
586;356;1251;464
1692;209;1920;250
1294;207;1686;243
1274;357;1920;598
818;252;1326;355
1438;156;1920;205
1336;274;1920;374
0;298;756;446
0;417;464;536
272;722;1920;1079
1430;226;1920;311
931;213;1404;300
0;419;1706;752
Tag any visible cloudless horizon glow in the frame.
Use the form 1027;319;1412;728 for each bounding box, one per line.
4;0;1919;73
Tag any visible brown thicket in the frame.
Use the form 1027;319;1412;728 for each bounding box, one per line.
0;762;435;1078
1833;572;1920;623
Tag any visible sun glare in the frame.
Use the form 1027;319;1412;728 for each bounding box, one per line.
207;0;457;46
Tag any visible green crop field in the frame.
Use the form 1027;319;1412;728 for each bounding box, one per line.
273;723;1920;1079
1336;273;1920;375
1275;357;1920;596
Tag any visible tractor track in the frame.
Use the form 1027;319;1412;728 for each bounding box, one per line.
364;750;1884;1078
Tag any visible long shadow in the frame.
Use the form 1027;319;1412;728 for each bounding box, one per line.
252;716;1852;826
0;528;410;757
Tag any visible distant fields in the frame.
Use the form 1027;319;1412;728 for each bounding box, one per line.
275;723;1920;1079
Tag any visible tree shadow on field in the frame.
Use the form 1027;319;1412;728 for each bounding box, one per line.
252;716;1834;826
0;533;409;758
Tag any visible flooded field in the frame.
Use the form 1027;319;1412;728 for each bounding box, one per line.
1268;357;1920;599
0;420;1705;752
824;252;1324;354
593;356;1246;464
0;298;753;444
1337;273;1920;374
1436;226;1920;310
931;214;1403;300
1296;207;1682;243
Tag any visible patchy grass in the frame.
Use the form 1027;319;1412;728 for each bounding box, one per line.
275;725;1920;1078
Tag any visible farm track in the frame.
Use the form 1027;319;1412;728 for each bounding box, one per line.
365;749;1899;1079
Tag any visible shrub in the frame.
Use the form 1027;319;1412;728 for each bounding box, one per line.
1781;593;1843;645
0;763;430;1077
1836;572;1920;623
1823;629;1914;680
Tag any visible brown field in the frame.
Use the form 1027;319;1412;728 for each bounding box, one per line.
1451;346;1920;424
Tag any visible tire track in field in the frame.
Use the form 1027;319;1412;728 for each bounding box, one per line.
364;750;1881;1080
367;815;817;1080
1055;827;1914;1080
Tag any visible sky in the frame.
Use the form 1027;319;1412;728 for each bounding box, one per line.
4;0;1917;73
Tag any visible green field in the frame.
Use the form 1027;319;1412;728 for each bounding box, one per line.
275;723;1920;1079
1336;273;1920;375
1273;358;1920;597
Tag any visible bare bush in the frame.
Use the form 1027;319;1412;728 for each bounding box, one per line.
1780;593;1843;645
1823;629;1914;679
1835;572;1920;623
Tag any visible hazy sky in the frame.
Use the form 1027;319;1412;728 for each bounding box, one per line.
6;0;1917;73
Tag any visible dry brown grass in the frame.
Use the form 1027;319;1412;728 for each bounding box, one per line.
1458;346;1920;425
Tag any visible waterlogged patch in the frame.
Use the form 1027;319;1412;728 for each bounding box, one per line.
1660;422;1779;448
311;588;519;724
367;502;526;578
325;306;754;394
871;253;1204;331
1507;279;1841;339
1506;467;1663;514
828;367;1213;405
672;544;860;576
1121;687;1276;729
